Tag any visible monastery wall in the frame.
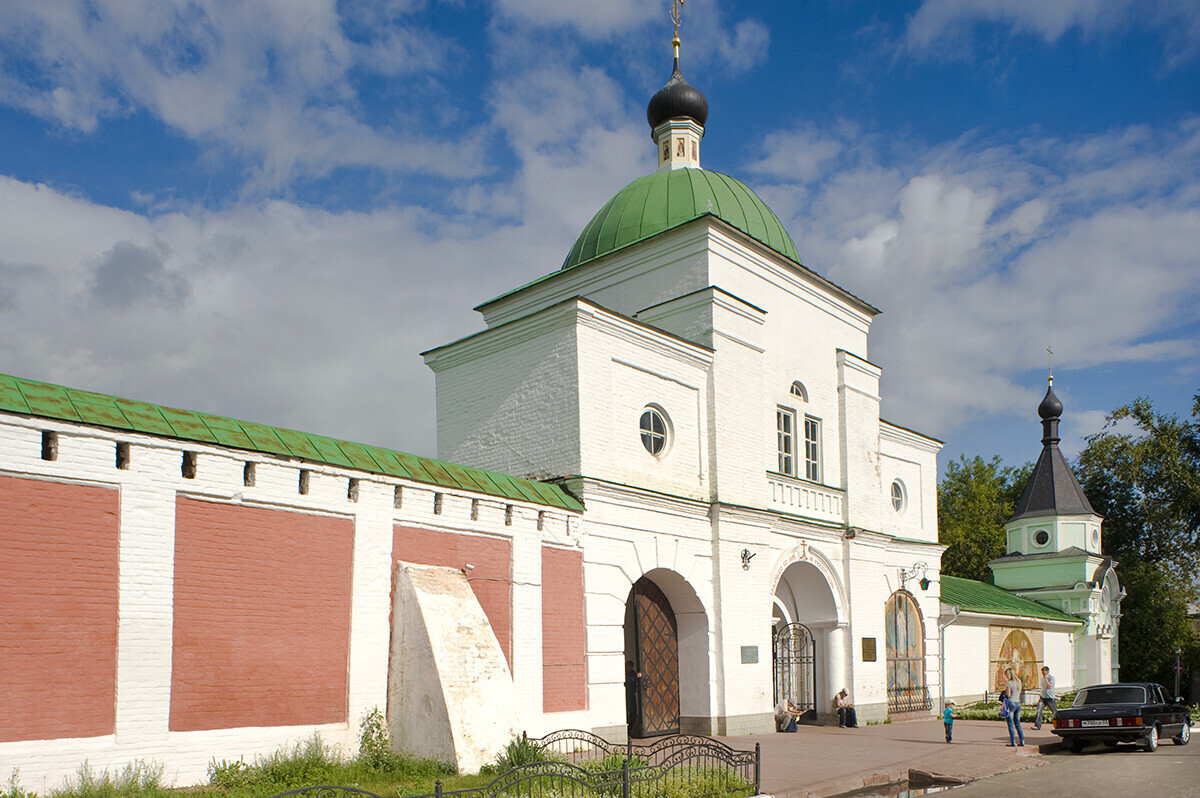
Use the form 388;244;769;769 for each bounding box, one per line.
0;412;583;791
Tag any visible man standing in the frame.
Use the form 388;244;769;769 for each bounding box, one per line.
1033;665;1056;730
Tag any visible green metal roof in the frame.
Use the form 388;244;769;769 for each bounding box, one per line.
0;373;583;512
562;168;800;270
940;574;1080;623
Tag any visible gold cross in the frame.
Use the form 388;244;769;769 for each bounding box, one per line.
671;0;685;40
1046;346;1054;383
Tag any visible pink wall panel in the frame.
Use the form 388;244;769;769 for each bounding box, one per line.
392;526;513;668
171;498;354;731
0;475;119;742
541;546;586;712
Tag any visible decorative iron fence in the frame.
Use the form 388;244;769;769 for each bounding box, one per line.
887;685;933;714
266;731;759;798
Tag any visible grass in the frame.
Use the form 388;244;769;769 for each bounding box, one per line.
1;721;753;798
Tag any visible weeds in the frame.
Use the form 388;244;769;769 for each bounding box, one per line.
2;770;38;798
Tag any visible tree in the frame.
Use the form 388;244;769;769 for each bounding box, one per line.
937;455;1032;582
1075;393;1200;688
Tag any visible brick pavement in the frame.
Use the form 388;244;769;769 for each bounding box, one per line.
718;719;1061;798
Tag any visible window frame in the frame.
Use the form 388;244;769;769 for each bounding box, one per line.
776;406;797;476
639;405;670;458
803;415;821;482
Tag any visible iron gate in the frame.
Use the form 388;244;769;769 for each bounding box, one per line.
772;622;816;715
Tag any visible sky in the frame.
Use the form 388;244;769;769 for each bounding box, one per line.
1;0;1198;478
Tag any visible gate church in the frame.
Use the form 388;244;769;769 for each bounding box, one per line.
0;24;1119;794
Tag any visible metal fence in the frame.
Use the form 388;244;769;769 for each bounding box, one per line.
266;731;759;798
886;685;933;714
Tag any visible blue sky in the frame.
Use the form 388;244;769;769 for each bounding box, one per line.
1;0;1198;477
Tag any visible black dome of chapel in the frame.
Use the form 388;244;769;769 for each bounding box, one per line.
646;57;709;130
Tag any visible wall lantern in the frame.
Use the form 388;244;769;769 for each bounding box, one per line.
899;561;930;591
740;549;756;570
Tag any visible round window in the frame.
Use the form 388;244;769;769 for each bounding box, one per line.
1091;527;1100;547
890;480;906;513
639;406;669;457
1033;529;1050;547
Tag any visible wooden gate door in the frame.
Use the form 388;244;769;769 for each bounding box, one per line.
633;578;679;736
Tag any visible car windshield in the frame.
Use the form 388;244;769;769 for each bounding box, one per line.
1074;686;1146;706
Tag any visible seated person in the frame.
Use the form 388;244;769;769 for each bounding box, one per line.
774;698;801;732
834;689;858;728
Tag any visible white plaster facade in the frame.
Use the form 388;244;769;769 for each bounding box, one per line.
425;215;946;731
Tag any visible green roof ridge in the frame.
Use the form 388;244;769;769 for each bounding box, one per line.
940;574;1079;623
0;372;582;512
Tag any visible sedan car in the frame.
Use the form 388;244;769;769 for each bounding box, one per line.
1052;682;1191;752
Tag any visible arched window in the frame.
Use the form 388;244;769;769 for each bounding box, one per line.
790;381;808;402
884;591;930;714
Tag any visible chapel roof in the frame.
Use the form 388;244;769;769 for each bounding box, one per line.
561;167;800;270
0;372;583;511
1009;381;1096;521
940;574;1079;623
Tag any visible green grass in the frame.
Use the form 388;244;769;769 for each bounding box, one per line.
2;723;752;798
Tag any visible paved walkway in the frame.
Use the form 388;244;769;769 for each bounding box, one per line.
718;720;1060;798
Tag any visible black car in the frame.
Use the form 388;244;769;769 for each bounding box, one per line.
1052;682;1192;752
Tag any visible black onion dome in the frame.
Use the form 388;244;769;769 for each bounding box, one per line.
1038;384;1063;420
646;57;709;130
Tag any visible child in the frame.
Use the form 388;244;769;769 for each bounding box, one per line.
943;701;959;743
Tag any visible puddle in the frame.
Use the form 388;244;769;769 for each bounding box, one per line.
837;772;963;797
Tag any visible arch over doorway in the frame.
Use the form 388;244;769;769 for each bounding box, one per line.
884;590;931;714
771;544;844;720
623;569;710;737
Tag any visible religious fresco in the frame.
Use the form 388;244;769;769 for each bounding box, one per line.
991;627;1042;693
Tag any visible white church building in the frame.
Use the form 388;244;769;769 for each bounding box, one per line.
0;34;1118;793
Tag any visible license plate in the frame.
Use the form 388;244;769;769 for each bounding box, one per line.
1081;720;1109;727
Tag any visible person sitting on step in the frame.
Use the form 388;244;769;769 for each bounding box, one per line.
834;689;858;728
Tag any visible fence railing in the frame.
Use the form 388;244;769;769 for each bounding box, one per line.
266;731;759;798
887;685;933;714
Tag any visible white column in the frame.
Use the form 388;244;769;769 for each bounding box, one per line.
826;625;847;706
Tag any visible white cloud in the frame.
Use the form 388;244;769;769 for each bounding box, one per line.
905;0;1200;64
0;0;475;189
491;0;656;36
754;121;1200;441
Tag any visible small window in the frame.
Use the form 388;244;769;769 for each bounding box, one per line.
890;480;906;513
1033;529;1050;547
41;430;58;461
348;478;360;502
639;406;669;457
537;510;545;531
777;407;796;476
116;442;131;470
790;381;808;402
470;499;479;521
298;469;311;495
243;462;256;487
505;504;514;526
804;416;821;482
433;493;443;514
182;451;197;479
394;485;403;509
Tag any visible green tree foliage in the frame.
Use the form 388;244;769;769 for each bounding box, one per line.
1075;393;1200;688
937;455;1032;582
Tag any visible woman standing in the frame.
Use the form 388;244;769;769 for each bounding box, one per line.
1004;667;1025;746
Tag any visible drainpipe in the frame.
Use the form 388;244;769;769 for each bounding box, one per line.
938;605;962;710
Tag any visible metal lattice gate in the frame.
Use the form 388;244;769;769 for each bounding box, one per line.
632;578;680;736
773;622;816;715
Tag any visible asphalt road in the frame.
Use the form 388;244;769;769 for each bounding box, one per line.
945;736;1200;796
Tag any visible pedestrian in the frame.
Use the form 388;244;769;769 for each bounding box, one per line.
1032;665;1056;730
943;701;959;743
834;688;858;728
775;698;800;732
1004;667;1025;746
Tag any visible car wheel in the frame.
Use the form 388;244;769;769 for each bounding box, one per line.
1143;725;1158;752
1174;722;1191;746
1069;739;1085;753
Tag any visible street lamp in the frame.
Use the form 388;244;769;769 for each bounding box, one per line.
899;561;930;591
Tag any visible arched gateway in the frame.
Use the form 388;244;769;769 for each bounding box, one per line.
771;544;845;721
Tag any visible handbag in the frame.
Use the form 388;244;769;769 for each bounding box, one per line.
999;694;1010;719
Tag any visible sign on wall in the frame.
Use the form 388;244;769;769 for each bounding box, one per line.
989;626;1043;695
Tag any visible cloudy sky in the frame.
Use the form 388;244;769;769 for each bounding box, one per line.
1;0;1197;476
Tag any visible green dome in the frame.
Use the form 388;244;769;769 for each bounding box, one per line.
562;168;800;270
